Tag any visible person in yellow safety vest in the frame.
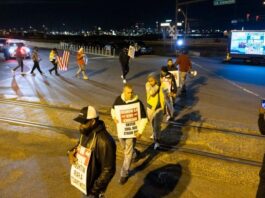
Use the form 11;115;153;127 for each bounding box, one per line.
48;48;59;76
145;73;164;150
76;48;88;80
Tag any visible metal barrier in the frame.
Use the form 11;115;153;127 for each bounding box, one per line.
25;41;115;57
59;42;115;57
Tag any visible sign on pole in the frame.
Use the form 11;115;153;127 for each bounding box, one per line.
213;0;235;6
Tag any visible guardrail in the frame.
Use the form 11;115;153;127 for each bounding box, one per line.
25;41;115;57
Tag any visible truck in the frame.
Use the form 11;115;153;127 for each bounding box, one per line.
225;30;265;64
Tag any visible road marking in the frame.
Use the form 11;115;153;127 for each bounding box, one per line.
192;61;263;99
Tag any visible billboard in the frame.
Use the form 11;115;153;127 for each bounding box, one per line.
214;0;235;6
230;31;265;56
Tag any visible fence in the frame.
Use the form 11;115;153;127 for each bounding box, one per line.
25;41;115;57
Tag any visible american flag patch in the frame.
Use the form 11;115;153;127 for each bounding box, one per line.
57;50;70;71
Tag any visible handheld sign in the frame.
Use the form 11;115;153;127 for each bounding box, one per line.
114;103;141;138
128;45;136;59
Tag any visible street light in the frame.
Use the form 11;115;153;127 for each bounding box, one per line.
178;8;188;37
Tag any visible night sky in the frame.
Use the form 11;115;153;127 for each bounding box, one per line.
0;0;264;30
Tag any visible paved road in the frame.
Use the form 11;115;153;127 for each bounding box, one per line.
0;49;264;132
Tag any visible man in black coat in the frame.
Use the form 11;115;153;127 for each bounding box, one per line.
69;106;116;198
257;107;265;198
119;47;130;84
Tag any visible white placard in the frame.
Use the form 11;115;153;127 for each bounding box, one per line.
169;70;180;88
114;103;141;138
128;45;136;59
70;146;92;195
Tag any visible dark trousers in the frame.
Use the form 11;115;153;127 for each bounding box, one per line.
31;61;43;74
13;57;24;72
49;60;58;74
121;64;129;79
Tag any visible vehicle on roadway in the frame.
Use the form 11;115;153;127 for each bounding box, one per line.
3;39;31;60
225;30;265;65
0;38;7;52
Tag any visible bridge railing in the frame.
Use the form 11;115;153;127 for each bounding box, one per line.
25;41;115;57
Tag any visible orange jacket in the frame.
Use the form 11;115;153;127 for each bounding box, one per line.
77;52;85;65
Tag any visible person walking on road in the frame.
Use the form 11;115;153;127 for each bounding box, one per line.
175;49;192;94
68;106;116;198
146;73;164;150
160;66;177;121
12;43;26;75
119;47;130;84
30;47;44;76
111;84;148;184
48;48;59;76
76;47;88;80
256;107;265;198
167;58;177;71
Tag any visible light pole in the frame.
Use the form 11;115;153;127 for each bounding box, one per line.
178;8;188;38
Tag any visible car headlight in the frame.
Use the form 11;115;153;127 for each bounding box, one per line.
8;48;15;54
25;48;30;53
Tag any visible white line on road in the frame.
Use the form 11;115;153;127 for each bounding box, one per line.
192;61;263;99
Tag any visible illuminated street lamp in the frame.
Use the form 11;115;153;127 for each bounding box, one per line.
178;8;188;37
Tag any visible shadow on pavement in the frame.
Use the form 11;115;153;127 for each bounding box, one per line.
161;76;207;146
87;68;108;77
127;69;156;81
133;161;190;198
11;76;23;96
256;153;265;198
58;76;76;87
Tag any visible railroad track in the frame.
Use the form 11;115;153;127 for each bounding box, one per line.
0;98;264;139
0;114;262;167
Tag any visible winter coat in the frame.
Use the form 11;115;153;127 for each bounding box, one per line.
77;120;116;195
176;54;192;72
258;114;265;135
119;49;130;67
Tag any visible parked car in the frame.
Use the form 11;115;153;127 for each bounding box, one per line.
0;38;7;52
3;39;31;60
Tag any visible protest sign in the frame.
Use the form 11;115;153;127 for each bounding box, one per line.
70;146;92;195
114;103;141;138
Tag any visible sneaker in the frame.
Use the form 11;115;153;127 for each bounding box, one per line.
121;75;124;79
119;177;128;185
55;73;60;76
31;72;35;76
11;69;15;75
150;135;154;139
166;115;171;121
75;74;80;78
49;70;52;75
154;143;160;150
123;79;127;84
83;76;88;80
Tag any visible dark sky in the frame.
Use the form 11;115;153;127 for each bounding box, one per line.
0;0;264;30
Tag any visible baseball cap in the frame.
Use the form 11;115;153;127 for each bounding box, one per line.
74;106;99;124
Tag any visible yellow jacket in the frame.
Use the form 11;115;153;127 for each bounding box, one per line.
146;82;164;111
49;50;57;61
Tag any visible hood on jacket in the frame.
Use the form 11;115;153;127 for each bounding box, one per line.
121;93;138;104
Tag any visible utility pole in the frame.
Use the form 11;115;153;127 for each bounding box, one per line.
176;0;179;39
